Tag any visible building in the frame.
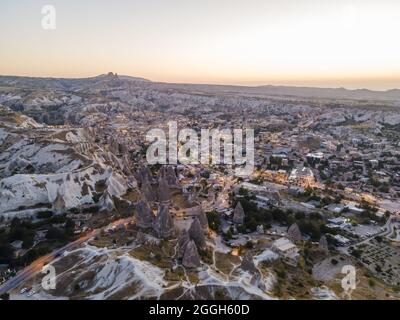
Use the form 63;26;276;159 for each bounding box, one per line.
289;167;315;187
333;234;351;246
272;237;299;265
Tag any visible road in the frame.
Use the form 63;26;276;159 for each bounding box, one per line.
0;217;132;296
338;215;396;255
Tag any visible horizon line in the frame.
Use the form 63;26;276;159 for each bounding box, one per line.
0;72;399;92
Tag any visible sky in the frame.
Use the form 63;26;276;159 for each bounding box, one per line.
0;0;400;90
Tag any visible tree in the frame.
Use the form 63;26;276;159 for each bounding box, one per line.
0;244;14;263
46;227;66;240
245;217;258;232
207;211;221;231
0;293;10;300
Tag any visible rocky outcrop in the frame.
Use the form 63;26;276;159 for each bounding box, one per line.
250;273;266;291
177;229;190;259
98;191;115;212
198;208;209;231
158;177;171;202
188;217;206;250
240;252;258;274
153;204;174;238
233;202;245;224
288;223;302;241
53;190;66;214
187;205;208;231
319;235;329;252
135;200;154;229
136;166;154;186
182;240;201;268
160;165;179;187
142;180;157;202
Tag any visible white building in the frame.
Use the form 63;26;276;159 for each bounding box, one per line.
272;237;299;265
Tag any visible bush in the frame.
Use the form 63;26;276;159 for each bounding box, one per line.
46;227;66;240
36;211;54;219
207;211;221;231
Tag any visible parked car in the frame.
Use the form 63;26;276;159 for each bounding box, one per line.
27;289;36;297
20;287;28;294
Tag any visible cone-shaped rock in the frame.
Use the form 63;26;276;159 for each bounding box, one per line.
240;251;258;274
165;166;178;186
319;235;329;252
99;191;115;212
158;177;171;202
53;191;66;214
288;223;302;241
233;202;245;224
189;217;206;250
188;205;208;231
177;229;190;259
182;240;201;268
198;207;209;231
142;181;157;202
153;204;174;238
135;200;154;229
136;166;153;186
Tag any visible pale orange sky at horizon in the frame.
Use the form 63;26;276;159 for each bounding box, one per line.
1;0;400;90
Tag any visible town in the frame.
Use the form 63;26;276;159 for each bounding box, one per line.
0;73;400;300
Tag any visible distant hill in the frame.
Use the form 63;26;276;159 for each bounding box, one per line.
0;73;399;102
0;73;150;91
153;82;400;102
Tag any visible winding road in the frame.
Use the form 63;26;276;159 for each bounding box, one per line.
0;217;133;296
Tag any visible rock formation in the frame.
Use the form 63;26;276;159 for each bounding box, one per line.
250;273;266;291
240;251;258;274
233;202;245;224
319;235;329;252
98;191;115;212
160;165;179;187
136;166;154;186
53;190;66;214
177;229;190;259
158;176;171;202
182;240;201;268
142;180;157;202
153;204;174;238
188;217;206;250
288;223;302;241
198;207;209;231
135;200;154;229
188;205;208;231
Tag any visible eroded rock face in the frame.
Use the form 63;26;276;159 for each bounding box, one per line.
187;205;208;231
240;252;258;274
158;177;171;202
233;202;245;224
182;240;201;268
188;217;206;250
135;200;154;229
142;181;157;202
198;208;209;231
160;165;179;187
136;166;154;186
250;273;266;291
177;229;190;259
153;204;174;238
53;190;66;214
98;191;115;212
319;235;329;252
288;223;302;241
